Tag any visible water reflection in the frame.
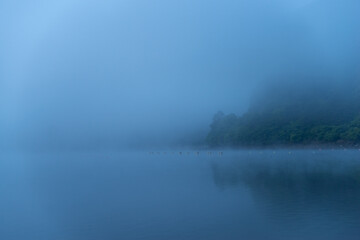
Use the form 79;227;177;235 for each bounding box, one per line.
1;151;360;240
211;150;360;240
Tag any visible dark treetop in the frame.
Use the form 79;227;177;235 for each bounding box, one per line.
207;79;360;147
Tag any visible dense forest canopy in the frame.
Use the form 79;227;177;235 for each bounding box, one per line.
207;79;360;147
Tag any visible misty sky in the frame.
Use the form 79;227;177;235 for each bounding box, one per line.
1;0;360;150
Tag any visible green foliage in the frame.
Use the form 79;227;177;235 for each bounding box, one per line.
206;113;360;147
206;81;360;147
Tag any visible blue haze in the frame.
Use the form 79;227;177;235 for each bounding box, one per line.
1;0;360;149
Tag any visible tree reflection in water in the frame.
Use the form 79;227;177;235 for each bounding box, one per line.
211;150;360;239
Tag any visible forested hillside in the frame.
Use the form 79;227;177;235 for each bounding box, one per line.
207;80;360;147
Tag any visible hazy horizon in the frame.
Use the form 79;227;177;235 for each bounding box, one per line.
1;0;360;151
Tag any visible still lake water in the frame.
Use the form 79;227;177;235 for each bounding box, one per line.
1;150;360;240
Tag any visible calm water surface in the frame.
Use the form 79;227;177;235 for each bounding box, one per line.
1;150;360;240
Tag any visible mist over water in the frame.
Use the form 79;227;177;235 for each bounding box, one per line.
2;2;360;239
1;0;360;150
1;150;360;240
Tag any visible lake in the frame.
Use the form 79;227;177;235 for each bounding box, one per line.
1;150;360;240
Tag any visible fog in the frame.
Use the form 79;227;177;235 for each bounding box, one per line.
1;0;360;151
